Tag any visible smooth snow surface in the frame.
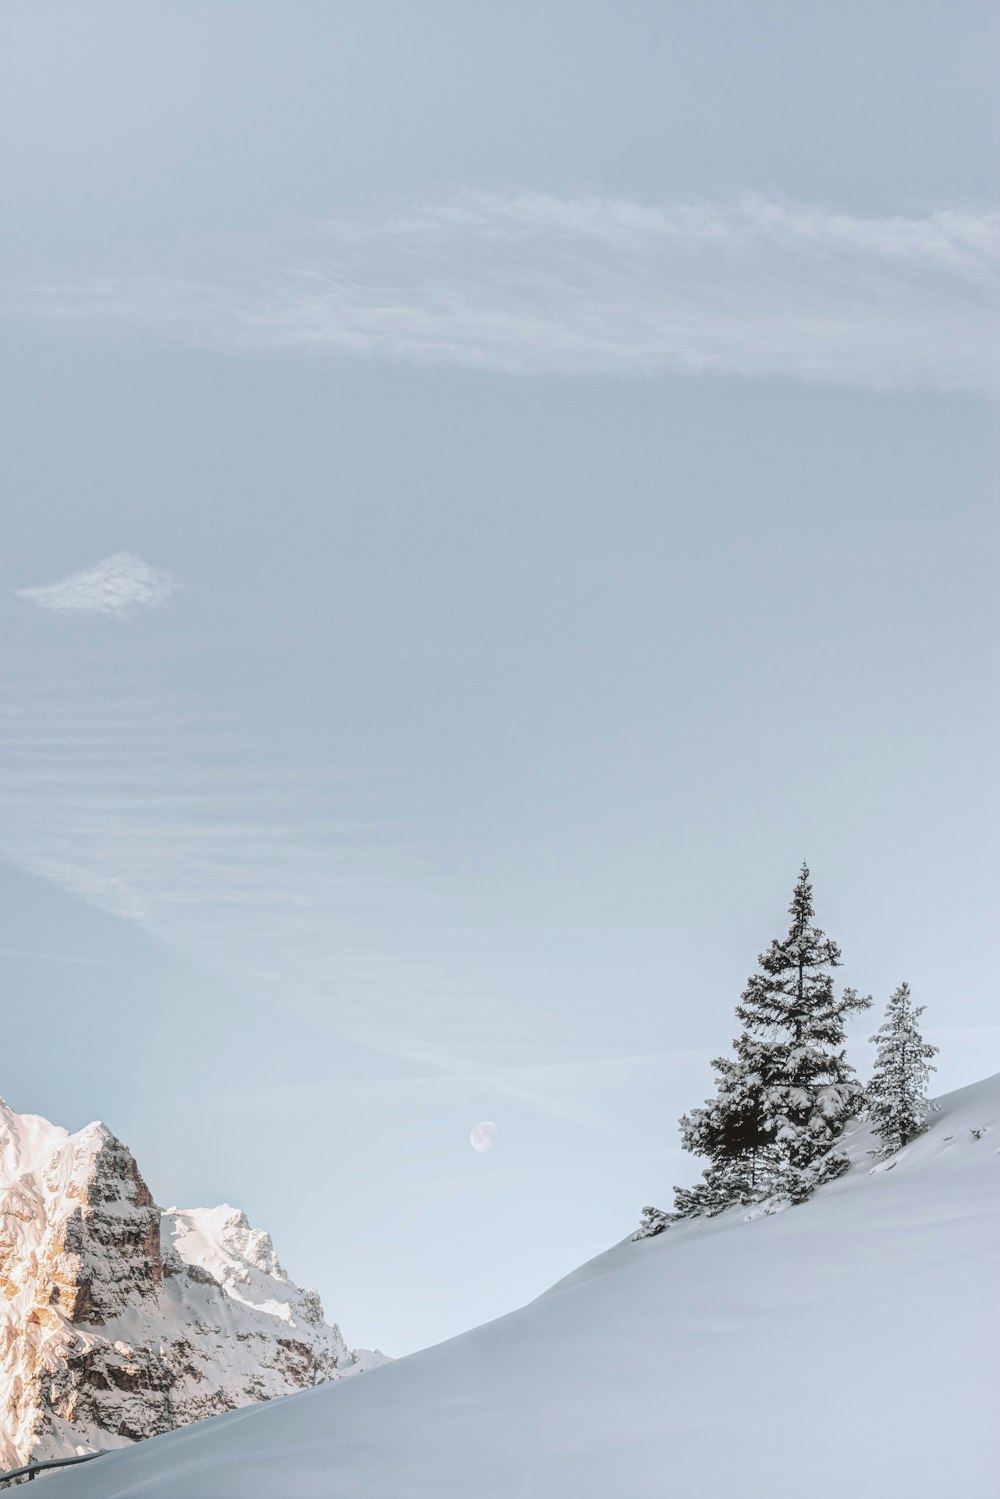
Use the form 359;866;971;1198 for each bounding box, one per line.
41;1076;999;1499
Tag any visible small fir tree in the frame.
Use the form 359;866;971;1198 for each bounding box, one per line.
675;864;871;1215
631;1205;672;1240
866;982;938;1154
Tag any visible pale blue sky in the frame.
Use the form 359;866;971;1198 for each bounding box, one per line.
2;2;998;1354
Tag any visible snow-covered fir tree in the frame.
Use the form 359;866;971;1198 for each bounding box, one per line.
631;1205;672;1240
866;982;938;1154
675;864;871;1214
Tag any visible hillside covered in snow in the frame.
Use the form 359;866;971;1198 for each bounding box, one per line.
37;1073;998;1499
0;1100;385;1470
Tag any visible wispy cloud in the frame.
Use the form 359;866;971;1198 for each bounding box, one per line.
0;671;569;1115
11;192;999;390
17;552;180;617
0;945;128;969
207;1050;715;1144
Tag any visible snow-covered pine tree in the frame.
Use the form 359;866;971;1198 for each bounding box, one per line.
866;982;938;1154
735;863;871;1200
674;864;871;1215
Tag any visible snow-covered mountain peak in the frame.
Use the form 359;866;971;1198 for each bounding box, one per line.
0;1098;387;1470
166;1202;285;1282
0;1095;70;1178
161;1203;315;1327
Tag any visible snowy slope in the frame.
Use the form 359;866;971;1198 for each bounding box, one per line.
0;1100;386;1469
39;1075;999;1499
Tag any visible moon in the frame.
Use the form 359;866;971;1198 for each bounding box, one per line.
470;1120;497;1153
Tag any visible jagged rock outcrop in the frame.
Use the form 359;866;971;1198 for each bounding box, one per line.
0;1098;386;1469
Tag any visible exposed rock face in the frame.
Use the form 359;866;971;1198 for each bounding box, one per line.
0;1099;386;1469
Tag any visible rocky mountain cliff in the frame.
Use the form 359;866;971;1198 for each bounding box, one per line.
0;1097;386;1469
